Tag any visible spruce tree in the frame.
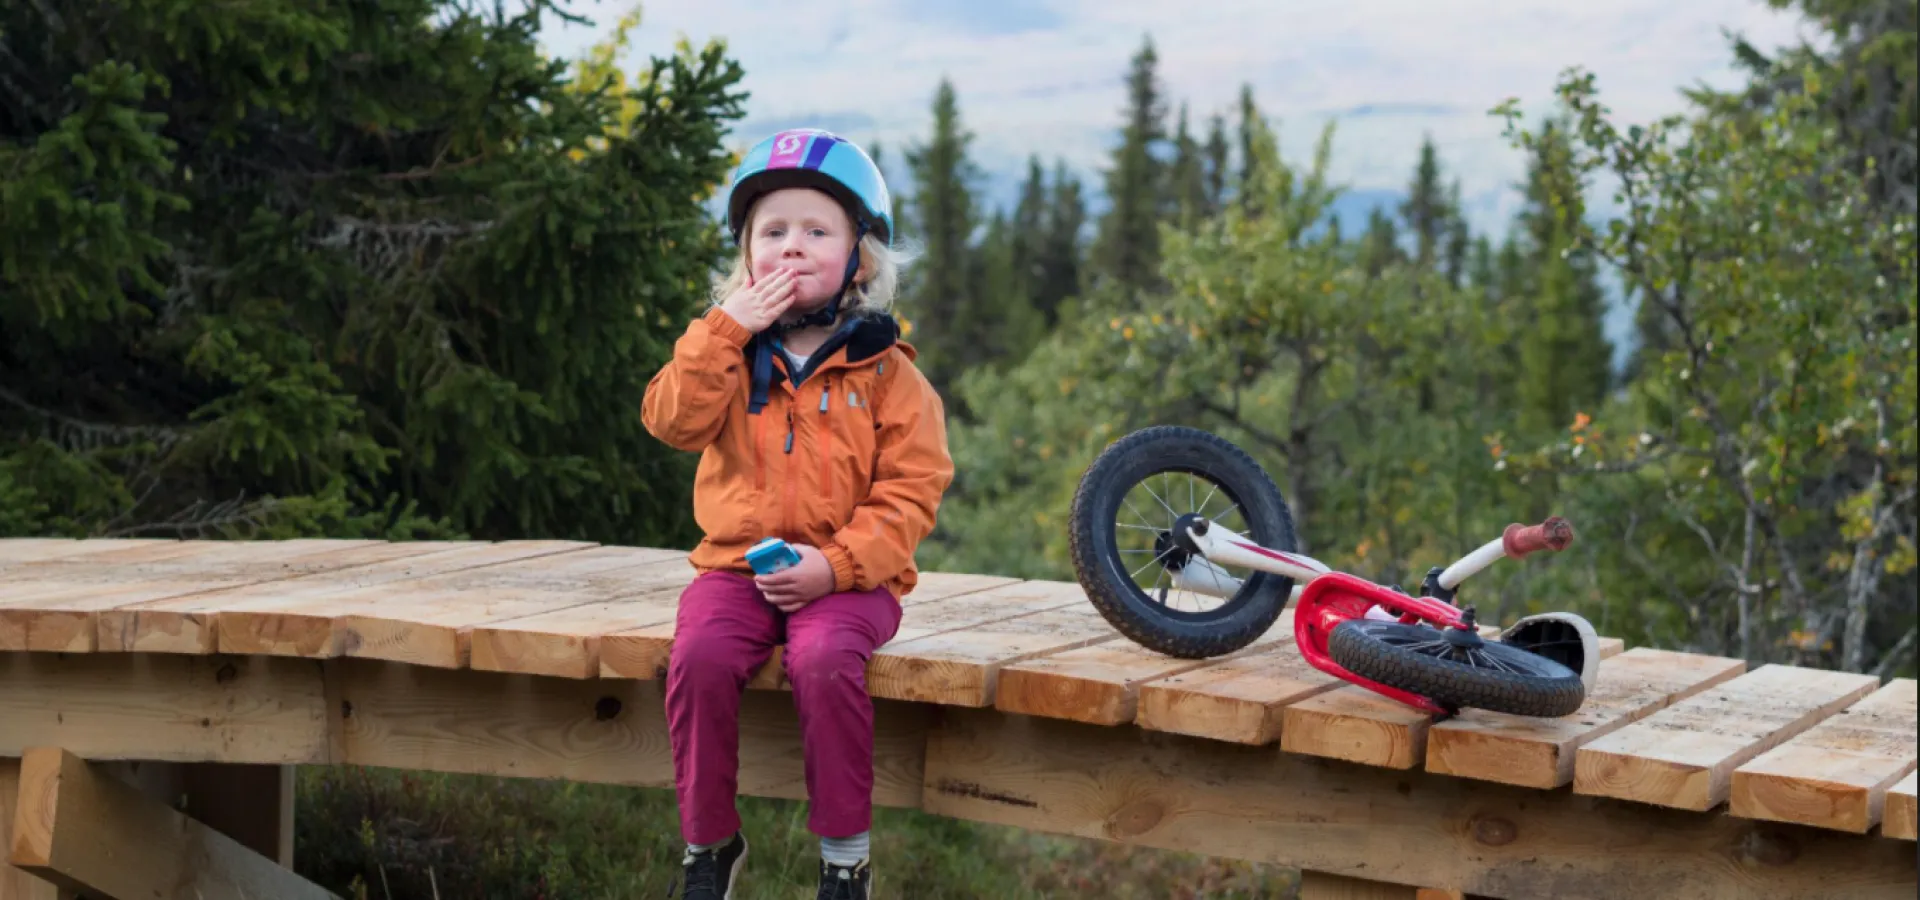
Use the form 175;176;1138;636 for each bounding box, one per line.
1088;36;1169;300
0;0;746;547
901;77;982;401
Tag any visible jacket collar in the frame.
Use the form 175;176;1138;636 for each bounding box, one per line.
747;312;905;412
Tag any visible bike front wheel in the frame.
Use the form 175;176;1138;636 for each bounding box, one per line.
1326;620;1587;717
1067;425;1299;659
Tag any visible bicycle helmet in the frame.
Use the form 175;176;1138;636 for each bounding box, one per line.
726;128;893;247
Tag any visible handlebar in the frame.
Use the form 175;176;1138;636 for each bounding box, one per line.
1503;517;1574;558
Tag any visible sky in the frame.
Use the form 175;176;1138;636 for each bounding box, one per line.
535;1;1818;361
537;0;1816;237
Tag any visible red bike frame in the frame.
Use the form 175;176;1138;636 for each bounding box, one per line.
1170;518;1572;715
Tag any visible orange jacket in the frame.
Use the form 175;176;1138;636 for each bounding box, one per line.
642;305;954;599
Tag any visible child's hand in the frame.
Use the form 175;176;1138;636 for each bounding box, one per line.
719;269;797;333
757;543;835;611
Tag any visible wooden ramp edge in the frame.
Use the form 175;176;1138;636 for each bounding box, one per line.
0;538;1916;845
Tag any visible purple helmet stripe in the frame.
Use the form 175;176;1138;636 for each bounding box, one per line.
801;134;839;169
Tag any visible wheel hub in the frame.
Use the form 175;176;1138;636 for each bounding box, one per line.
1152;529;1192;572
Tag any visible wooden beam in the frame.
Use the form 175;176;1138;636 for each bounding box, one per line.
0;653;329;764
6;747;337;900
0;760;62;900
918;707;1918;899
328;658;931;809
1884;771;1917;840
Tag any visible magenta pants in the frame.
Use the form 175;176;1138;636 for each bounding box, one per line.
665;570;902;843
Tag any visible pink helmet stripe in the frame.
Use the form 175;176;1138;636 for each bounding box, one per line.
766;130;812;169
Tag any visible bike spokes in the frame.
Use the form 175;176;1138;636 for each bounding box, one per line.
1111;469;1255;615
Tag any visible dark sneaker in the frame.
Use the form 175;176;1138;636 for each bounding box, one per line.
670;832;746;899
816;858;871;900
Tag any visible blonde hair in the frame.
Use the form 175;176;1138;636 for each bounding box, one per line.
711;213;909;320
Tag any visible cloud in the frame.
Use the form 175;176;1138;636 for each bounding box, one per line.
539;0;1817;236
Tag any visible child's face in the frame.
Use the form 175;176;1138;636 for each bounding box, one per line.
746;188;858;315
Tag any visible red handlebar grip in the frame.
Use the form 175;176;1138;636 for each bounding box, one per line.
1503;516;1574;558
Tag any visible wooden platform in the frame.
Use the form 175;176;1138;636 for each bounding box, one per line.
2;538;1915;900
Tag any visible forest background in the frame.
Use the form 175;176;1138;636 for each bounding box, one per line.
2;0;1912;896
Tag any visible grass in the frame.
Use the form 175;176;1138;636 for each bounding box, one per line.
294;766;1302;899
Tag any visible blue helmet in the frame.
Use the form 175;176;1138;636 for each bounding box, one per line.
725;128;894;247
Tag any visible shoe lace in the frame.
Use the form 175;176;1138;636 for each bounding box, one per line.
816;862;862;900
671;847;722;898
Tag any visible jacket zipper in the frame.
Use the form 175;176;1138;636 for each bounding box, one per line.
783;398;797;538
819;381;834;515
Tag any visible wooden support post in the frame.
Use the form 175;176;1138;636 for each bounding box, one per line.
0;759;63;900
6;747;335;900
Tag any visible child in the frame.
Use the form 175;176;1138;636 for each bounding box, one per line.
641;128;953;900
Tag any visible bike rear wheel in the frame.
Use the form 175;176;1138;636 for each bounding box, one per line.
1326;620;1587;717
1067;425;1298;659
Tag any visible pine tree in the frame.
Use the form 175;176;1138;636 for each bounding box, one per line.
1203;112;1231;215
1512;121;1613;428
1400;135;1449;269
1168;102;1209;227
1088;36;1169;300
1442;180;1472;286
1036;161;1087;324
901;77;983;401
0;0;746;546
1237;84;1265;216
1361;207;1405;277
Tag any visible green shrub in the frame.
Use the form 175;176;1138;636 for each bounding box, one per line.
294;766;1299;899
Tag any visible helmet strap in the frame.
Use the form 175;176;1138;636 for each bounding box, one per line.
772;220;868;335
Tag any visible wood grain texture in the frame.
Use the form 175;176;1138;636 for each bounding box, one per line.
921;707;1917;899
1575;664;1880;810
5;747;337;900
1729;678;1917;833
1426;648;1746;789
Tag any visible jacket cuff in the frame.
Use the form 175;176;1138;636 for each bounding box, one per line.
822;542;858;593
703;305;753;348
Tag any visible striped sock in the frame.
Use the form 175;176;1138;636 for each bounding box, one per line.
820;831;870;866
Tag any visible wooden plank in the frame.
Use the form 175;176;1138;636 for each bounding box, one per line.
0;540;412;652
329;658;930;809
919;706;1918;900
993;611;1296;726
1134;631;1345;745
1575;663;1881;811
328;548;692;668
596;576;1086;683
212;541;594;657
1425;648;1747;788
468;588;685;679
468;569;1018;683
865;581;1119;706
6;747;338;900
0;654;329;764
0;759;62;900
94;542;485;654
1729;678;1917;833
1281;635;1627;770
0;539;174;567
1884;771;1917;841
